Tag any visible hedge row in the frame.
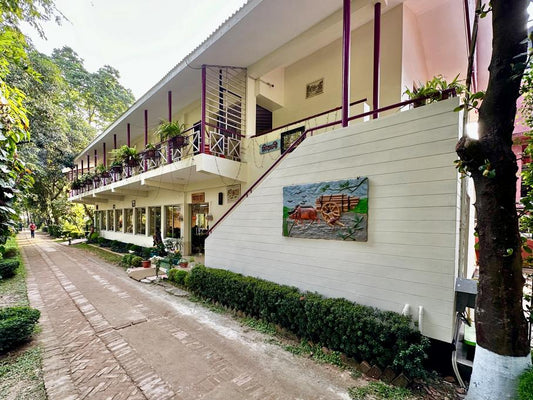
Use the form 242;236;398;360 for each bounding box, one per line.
168;269;188;286
121;254;143;268
0;259;19;279
0;307;41;353
518;367;533;400
96;237;151;257
187;266;429;378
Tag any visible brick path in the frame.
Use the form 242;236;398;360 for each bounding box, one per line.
19;232;355;400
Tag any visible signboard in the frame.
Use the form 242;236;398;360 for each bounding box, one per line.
259;139;280;154
227;185;241;202
191;192;205;204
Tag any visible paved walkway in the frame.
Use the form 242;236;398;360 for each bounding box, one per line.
19;232;355;400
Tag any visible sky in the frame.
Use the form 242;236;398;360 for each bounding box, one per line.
23;0;248;99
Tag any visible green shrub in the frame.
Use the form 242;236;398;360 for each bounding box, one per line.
47;225;62;238
0;307;41;353
518;367;533;400
121;254;143;268
2;247;18;258
187;265;429;379
130;245;142;256
130;256;143;268
0;259;19;279
168;269;188;285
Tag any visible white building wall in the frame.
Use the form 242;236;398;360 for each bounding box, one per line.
206;98;462;343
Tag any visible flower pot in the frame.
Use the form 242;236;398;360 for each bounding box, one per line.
179;262;188;269
170;136;187;148
111;165;123;173
142;260;151;268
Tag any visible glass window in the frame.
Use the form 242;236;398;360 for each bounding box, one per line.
114;209;123;232
107;210;114;231
164;205;181;238
149;206;161;236
124;208;133;233
135;207;146;235
99;211;105;230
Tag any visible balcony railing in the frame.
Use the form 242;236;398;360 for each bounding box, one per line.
68;123;244;197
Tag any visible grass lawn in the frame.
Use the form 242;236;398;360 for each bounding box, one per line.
0;236;46;400
73;242;123;265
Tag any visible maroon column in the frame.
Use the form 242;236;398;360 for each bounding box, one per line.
372;2;381;119
341;0;351;127
144;109;148;171
81;160;84;175
201;65;206;153
144;109;148;146
114;134;117;149
87;154;90;172
127;123;131;147
168;90;172;122
94;149;98;166
103;142;107;165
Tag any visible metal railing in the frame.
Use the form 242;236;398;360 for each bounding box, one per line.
208;90;456;233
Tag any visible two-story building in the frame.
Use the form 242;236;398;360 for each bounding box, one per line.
69;0;491;345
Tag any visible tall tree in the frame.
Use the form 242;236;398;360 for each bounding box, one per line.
0;0;59;242
456;1;531;398
52;46;134;129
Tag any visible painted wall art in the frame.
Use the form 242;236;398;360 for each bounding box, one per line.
283;177;368;241
281;126;305;153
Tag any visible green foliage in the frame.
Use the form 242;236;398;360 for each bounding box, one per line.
120;254;143;268
241;317;277;335
404;74;465;106
0;259;19;279
156;120;185;141
0;307;40;353
0;346;46;399
348;382;411;400
168;268;188;285
111;145;140;165
517;367;533;400
2;247;18;258
283;339;344;366
187;266;429;378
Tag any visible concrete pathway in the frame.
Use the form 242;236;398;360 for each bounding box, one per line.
19;232;356;400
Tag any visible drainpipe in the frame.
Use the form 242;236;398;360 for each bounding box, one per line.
127;123;131;147
372;1;381;119
201;65;207;153
341;0;351;127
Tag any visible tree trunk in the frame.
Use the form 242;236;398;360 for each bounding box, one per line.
456;1;531;398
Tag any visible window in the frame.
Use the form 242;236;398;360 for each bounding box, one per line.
149;206;161;236
114;209;123;232
107;210;114;231
165;205;181;238
99;211;106;230
135;207;146;235
124;209;133;233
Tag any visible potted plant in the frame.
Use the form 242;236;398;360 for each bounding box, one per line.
156;120;187;147
95;163;111;178
111;145;140;167
110;159;123;173
141;247;152;268
143;143;158;160
404;74;465;107
71;178;82;190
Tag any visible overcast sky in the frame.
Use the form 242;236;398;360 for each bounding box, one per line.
24;0;247;99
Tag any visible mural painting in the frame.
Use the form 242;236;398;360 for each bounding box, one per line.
283;178;368;241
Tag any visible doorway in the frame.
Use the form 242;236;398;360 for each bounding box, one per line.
190;203;209;254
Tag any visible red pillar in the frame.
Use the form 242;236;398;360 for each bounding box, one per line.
341;0;351;127
127;123;131;147
372;2;381;119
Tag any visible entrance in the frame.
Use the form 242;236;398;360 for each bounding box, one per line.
191;203;209;254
